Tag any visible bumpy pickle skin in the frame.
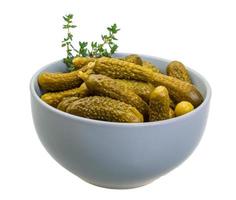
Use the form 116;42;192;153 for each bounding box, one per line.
149;86;171;121
167;61;192;83
121;54;160;72
94;57;154;81
41;83;89;107
66;96;144;123
122;54;143;65
114;79;155;102
72;57;96;69
38;70;83;92
94;57;203;107
79;62;96;73
38;62;94;92
142;60;160;73
57;97;80;112
79;73;149;117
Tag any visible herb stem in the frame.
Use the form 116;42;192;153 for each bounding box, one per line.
61;14;120;70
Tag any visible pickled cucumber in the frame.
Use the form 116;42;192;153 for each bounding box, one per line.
94;57;203;107
57;97;80;112
79;61;96;74
94;57;153;81
66;96;144;123
142;60;160;73
41;83;89;107
175;101;194;116
38;70;82;92
38;62;94;92
149;86;171;121
122;54;143;65
79;73;149;117
114;79;155;102
121;55;160;73
167;61;192;83
72;57;96;69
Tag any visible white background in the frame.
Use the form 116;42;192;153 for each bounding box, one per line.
0;0;235;199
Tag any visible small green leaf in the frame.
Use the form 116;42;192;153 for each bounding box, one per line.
70;25;77;28
110;44;118;54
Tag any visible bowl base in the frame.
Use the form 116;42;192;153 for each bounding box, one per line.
82;179;155;189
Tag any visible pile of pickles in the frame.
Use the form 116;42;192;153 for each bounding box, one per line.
38;55;203;123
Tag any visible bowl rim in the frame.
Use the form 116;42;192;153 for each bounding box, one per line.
30;53;211;127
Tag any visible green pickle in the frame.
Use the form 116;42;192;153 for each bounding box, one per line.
79;72;149;117
41;83;89;107
66;96;144;123
122;54;143;65
142;60;160;73
38;63;94;92
38;70;83;92
114;79;155;102
167;61;192;83
149;86;171;121
175;101;194;116
57;97;80;112
72;57;96;69
121;54;160;73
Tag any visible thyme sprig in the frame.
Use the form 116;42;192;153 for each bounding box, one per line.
61;14;120;70
61;14;78;71
88;24;120;57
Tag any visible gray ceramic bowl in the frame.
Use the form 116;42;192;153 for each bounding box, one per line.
30;53;211;189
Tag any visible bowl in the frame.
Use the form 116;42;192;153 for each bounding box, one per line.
30;53;211;189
